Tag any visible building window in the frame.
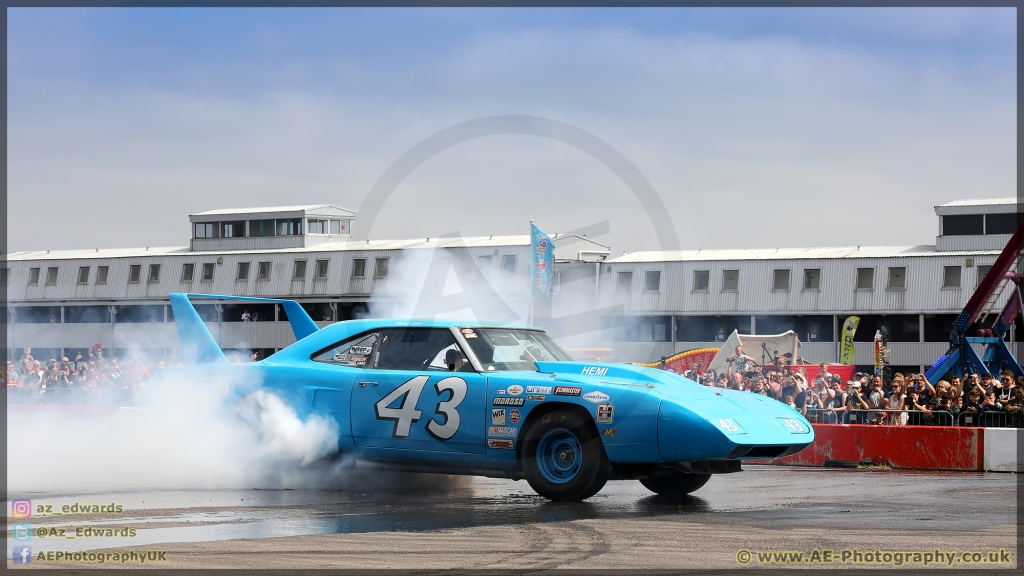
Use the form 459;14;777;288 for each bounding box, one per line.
293;260;307;280
126;265;141;283
856;268;874;290
249;219;275;237
221;221;246;238
315;259;329;279
616;271;633;293
502;255;518;274
257;261;271;280
772;269;790;291
803;268;820;290
645;271;661;292
148;264;161;283
887;267;906;289
236;262;250;281
44;267;58;285
330;220;342;234
693;270;710;291
201;263;215;281
277;219;302;236
985;213;1021;235
977;264;992;287
943;265;961;288
942;214;983;236
96;266;109;285
352;258;366;278
722;270;739;291
77;266;90;284
181;263;195;282
478;255;492;270
307;219;327;234
28;268;40;285
194;222;218;238
374;258;389;278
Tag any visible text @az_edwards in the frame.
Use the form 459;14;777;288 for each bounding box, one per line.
735;548;1013;567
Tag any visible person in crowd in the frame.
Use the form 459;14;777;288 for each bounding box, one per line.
885;379;907;425
6;360;20;386
995;370;1016;405
19;347;33;364
845;381;871;422
962;388;984;415
949;375;963;398
726;345;755;377
241;310;252;322
818;362;832;381
980;373;997;394
866;375;886;424
1005;386;1024;418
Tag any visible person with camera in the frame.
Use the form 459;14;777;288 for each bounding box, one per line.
844;381;871;423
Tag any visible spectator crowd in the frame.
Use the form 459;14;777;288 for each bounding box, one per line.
673;346;1024;427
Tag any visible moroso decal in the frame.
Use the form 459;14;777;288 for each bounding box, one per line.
487;439;515;450
526;386;552;394
508;409;521;424
554;386;582;396
493;397;525;407
488;426;519;438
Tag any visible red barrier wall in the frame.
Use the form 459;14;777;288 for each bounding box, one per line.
762;424;984;471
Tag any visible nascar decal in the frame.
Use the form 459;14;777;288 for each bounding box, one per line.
487;439;514;450
580;366;609;376
601;428;617;438
493;397;525;407
507;385;524;396
508;409;521;424
582;391;610;404
374;376;468;440
527;395;546;401
526;386;552;394
488;427;518;438
554;386;582;397
491;408;506;426
596;403;614;424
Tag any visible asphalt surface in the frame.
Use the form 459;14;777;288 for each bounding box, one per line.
6;465;1018;570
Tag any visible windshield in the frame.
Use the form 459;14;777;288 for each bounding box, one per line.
461;327;573;371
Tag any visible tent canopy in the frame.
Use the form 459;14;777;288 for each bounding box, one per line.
707;330;801;374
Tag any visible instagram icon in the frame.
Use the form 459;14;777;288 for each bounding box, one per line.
11;499;32;518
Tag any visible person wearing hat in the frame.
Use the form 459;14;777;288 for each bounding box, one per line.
843;380;870;423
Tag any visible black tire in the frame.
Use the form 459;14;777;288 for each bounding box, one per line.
521;409;610;501
639;472;712;496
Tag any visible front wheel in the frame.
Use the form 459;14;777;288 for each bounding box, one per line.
639;472;711;496
521;410;610;501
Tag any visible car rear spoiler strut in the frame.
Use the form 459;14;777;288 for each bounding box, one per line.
168;293;320;364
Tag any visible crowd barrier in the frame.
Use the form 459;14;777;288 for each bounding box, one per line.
804;407;1020;428
761;424;1021;472
6;387;135;407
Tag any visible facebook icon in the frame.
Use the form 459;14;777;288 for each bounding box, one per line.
12;546;32;565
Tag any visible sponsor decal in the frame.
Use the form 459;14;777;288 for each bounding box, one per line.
487;439;515;450
465;333;478;338
601;428;617;438
493;397;525;407
488;426;519;438
461;328;474;334
333;353;348;362
527;395;546;401
507;385;524;396
508;409;521;424
554;386;582;397
349;356;368;366
349;346;373;355
581;366;609;376
491;408;506;426
582;391;610;404
526;386;552;394
497;389;506;395
596;403;614;424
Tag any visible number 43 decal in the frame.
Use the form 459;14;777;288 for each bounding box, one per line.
374;376;468;440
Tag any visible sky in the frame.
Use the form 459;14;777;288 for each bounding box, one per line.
6;7;1017;255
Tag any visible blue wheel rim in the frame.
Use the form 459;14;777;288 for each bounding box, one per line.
535;428;582;484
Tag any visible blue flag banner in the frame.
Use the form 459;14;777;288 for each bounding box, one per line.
531;223;554;298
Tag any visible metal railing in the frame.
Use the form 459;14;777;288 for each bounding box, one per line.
6;386;136;407
805;408;957;427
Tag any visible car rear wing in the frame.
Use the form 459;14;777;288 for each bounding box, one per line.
168;293;320;364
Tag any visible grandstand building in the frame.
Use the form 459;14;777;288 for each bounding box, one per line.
5;198;1023;373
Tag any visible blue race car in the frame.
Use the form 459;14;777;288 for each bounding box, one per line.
164;293;813;501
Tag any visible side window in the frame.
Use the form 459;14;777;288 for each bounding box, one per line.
311;331;381;367
375;328;467;371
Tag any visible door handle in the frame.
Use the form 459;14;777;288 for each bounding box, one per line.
358;381;378;387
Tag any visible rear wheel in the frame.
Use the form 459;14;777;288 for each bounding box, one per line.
639;472;711;496
521;410;609;501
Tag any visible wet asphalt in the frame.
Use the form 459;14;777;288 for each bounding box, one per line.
6;465;1017;569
